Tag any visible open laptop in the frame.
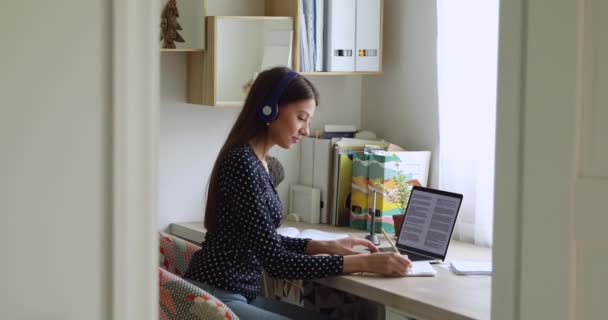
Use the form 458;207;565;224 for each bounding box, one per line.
392;186;463;263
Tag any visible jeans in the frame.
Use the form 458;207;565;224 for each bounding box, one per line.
186;279;329;320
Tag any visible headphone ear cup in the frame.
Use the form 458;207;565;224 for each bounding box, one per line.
258;103;279;123
256;71;299;123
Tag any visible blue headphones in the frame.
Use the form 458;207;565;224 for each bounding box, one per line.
257;71;299;123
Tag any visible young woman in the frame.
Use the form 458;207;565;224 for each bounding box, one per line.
184;67;411;320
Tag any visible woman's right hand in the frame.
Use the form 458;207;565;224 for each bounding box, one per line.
343;252;412;276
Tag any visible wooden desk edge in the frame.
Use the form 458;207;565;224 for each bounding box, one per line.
314;275;486;320
170;221;491;320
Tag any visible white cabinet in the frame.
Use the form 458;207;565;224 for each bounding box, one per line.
265;0;384;75
187;16;293;106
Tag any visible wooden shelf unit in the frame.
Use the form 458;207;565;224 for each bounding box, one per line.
159;0;207;51
187;16;293;106
265;0;384;75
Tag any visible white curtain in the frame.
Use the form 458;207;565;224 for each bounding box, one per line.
436;0;499;247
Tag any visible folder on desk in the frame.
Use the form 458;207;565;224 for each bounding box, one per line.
299;137;314;186
315;0;325;71
300;137;333;224
331;146;358;226
302;0;316;71
355;0;381;72
325;0;356;71
313;138;332;223
299;0;311;71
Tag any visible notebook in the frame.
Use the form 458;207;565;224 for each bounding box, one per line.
353;261;437;277
408;261;437;276
395;186;463;262
450;260;492;275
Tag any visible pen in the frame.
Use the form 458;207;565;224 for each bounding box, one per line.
381;227;400;254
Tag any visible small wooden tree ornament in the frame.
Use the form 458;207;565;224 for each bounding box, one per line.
160;0;185;49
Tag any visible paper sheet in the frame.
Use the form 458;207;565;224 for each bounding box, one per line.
277;227;348;241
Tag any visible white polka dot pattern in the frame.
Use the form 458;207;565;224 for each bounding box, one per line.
184;144;344;301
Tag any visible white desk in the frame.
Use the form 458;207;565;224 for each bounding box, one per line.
170;221;491;320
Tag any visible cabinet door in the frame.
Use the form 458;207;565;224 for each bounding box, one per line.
187;16;293;106
215;18;293;106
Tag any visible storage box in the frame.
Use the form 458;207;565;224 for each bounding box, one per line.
350;149;431;232
349;152;369;230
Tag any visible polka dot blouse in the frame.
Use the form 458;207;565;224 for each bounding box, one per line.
184;144;344;301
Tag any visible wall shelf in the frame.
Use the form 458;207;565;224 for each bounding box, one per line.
159;0;207;51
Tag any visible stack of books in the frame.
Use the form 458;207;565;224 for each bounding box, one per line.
321;124;357;139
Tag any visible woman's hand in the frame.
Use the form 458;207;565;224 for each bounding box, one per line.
343;252;412;276
306;237;379;256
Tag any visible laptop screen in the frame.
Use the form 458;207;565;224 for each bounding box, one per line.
396;186;463;260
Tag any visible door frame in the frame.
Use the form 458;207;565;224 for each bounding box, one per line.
112;0;160;319
492;0;526;318
493;0;590;318
107;0;579;318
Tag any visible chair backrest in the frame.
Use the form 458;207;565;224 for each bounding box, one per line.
159;267;238;320
158;232;239;319
159;232;201;276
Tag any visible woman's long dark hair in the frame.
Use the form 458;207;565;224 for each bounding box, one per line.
204;67;319;233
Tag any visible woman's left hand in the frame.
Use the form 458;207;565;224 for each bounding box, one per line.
307;237;379;256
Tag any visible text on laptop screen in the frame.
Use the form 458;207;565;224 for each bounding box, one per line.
397;189;462;255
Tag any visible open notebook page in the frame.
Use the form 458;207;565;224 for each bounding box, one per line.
276;226;300;238
277;227;348;241
352;261;437;277
408;261;437;276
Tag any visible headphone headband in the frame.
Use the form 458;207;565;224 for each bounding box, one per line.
258;71;299;123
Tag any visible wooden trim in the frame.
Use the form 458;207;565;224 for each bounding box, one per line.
112;0;159;319
187;17;215;105
211;16;218;105
187;51;204;104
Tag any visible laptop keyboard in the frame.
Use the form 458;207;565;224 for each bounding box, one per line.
403;251;434;261
378;247;436;262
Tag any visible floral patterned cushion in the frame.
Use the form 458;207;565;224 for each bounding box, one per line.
159;232;201;276
159;232;238;320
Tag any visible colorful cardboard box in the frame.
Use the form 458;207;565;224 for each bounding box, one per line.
349;152;370;230
350;149;431;233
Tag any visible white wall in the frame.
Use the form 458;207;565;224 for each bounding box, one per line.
158;1;363;231
361;0;440;188
0;1;111;319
